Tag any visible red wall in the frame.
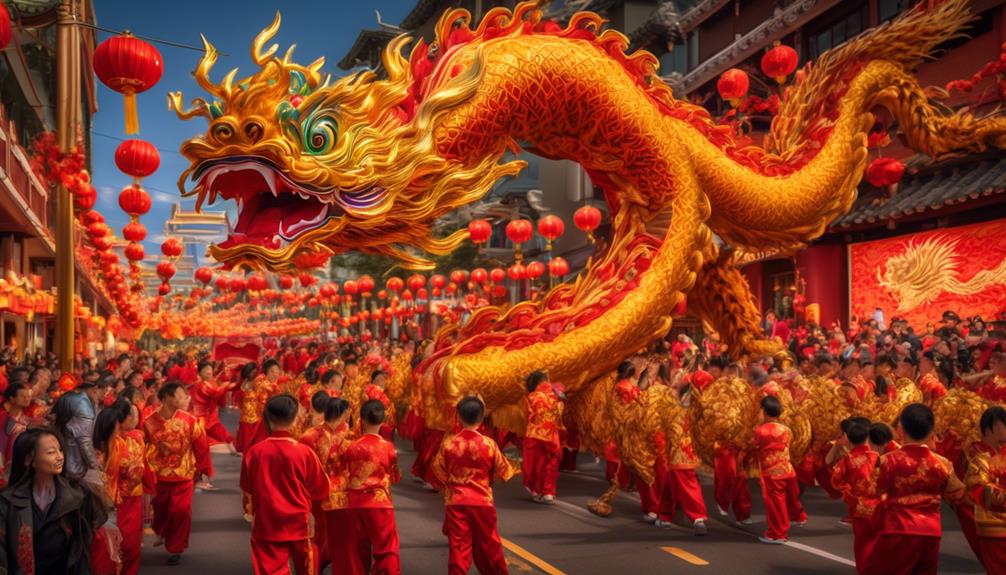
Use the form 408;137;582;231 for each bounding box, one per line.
796;244;848;329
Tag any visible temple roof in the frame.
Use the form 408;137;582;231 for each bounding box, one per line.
338;28;399;71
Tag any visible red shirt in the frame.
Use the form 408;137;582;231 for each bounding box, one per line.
754;421;795;479
830;444;880;518
876;444;966;536
918;372;948;402
240;431;329;541
978;375;1006;403
190;379;228;428
143;409;211;482
345;433;400;509
432;429;517;506
525;383;563;446
299;421;354;511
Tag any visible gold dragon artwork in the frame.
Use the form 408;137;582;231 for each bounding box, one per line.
171;1;1006;483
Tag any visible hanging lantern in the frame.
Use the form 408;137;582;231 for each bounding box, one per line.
93;34;164;134
407;274;426;293
161;237;183;258
865;157;906;189
122;221;147;242
526;261;545;279
471;268;488;284
760;43;798;84
87;222;108;239
0;3;11;51
505;219;533;245
467;219;493;244
114;139;160;179
377;289;388;300
450;270;468;285
124;242;145;262
417;288;429;300
75;183;97;211
118;184;151;218
319;283;336;298
230;277;247;292
92;236;112;251
430;274;447;290
573;205;602;243
537;215;565;250
358;275;375;294
84;210;104;225
489;268;506;283
343;280;359;295
215;276;229;291
278;275;294;290
507;263;527;281
247;275;268;291
548;257;570;278
402;289;414;301
156;261;176;281
158;283;171;296
386;277;404;293
194;267;213;285
717;68;750;107
298;272;316;287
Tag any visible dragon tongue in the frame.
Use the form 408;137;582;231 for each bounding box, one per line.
279;202;327;238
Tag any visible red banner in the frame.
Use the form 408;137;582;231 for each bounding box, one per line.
849;219;1006;328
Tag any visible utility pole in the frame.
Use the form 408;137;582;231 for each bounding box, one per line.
56;0;80;372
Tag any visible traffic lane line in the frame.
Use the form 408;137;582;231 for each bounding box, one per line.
501;537;568;575
661;546;709;566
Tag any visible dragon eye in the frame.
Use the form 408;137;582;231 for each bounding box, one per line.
301;112;338;156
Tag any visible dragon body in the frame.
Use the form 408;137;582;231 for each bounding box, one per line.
173;1;1006;479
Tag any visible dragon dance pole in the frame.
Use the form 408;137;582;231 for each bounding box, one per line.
55;0;80;372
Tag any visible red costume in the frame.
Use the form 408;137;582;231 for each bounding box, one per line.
965;442;1006;574
104;429;146;575
713;442;752;522
237;376;277;453
143;409;211;555
241;431;330;575
190;378;233;446
344;433;402;575
754;421;806;541
433;428;518;575
523;382;564;498
978;375;1006;403
866;444;967;575
363;384;396;440
917;372;948;402
658;415;707;524
299;420;354;572
830;444;880;573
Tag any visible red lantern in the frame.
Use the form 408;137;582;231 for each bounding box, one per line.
548;257;570;277
122;221;147;242
278;275;294;290
717;68;750;106
417;288;429;300
761;44;798;84
358;275;375;294
156;261;176;281
248;275;268;291
507;263;527;281
402;289;414;301
161;237;183;258
343;280;359;295
450;270;468;285
158;283;171;296
467;219;492;244
195;267;213;285
84;210;104;225
573;205;602;234
230;277;247;292
526;261;545;279
865;157;906;188
505;219;533;245
0;3;11;51
87;222;108;239
319;283;336;298
118;184;151;217
114;139;160;178
537;215;565;245
407;274;426;292
377;289;388;300
124;242;145;262
430;274;447;289
489;268;506;283
93;34;164;134
215;276;229;291
75;184;97;211
299;272;316;287
470;268;488;284
386;277;404;293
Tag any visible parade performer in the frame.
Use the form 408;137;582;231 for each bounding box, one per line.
190;361;235;448
918;352;949;403
610;361;659;521
95;399;146;575
144;382;211;566
964;406;1006;574
978;352;1006;402
364;370;396;440
866;404;967;575
655;400;708;535
432;396;518;575
241;395;330;575
523;370;564;504
344;399;401;574
237;359;280;453
317;398;355;575
830;421;879;572
754;395;806;544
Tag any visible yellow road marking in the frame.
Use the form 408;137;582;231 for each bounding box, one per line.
501;537;567;575
661;546;709;566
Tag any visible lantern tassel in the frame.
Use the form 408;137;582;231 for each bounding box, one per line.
124;92;139;135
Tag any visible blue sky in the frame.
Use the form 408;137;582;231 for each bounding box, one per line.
91;0;414;264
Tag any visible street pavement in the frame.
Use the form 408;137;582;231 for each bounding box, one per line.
139;411;985;574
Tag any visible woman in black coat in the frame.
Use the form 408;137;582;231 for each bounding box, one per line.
0;427;107;574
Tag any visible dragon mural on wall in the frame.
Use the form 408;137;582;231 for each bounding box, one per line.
171;1;1005;480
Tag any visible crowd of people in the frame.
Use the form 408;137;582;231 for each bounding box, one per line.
0;306;998;574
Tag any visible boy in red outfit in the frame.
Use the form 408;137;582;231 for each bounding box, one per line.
830;421;879;573
964;405;1006;574
343;399;402;575
433;396;519;575
522;370;564;504
241;394;330;575
754;395;807;544
866;403;967;575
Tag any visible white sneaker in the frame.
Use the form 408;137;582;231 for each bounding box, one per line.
758;536;786;545
655;519;673;529
737;518;753;526
693;519;708;536
717;505;728;516
532;494;543;503
643;512;658;523
541;494;556;505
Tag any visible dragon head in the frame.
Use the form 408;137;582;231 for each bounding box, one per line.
171;13;520;271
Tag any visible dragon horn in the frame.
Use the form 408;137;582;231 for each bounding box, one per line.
167;92;211;121
252;12;282;66
194;34;226;99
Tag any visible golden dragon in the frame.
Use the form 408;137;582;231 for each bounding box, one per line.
171;1;1005;479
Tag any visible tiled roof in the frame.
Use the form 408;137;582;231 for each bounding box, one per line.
337;28;399;71
831;157;1006;229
